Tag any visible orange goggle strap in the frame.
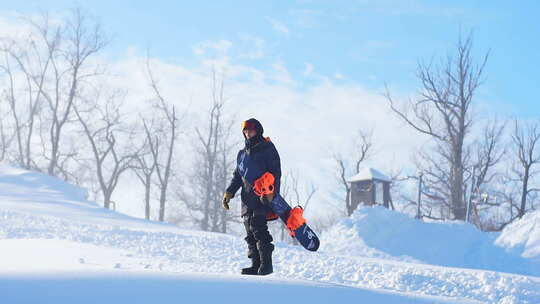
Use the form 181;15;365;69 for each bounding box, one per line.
253;172;275;197
286;206;306;237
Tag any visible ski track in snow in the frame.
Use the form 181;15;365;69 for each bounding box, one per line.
1;211;539;304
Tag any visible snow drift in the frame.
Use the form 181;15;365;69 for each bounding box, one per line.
320;206;540;276
496;209;540;262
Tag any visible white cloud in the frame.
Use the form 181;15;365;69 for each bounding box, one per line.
288;9;325;29
334;73;344;80
344;0;465;17
270;62;295;86
238;34;267;60
192;39;233;57
266;17;290;36
303;63;314;76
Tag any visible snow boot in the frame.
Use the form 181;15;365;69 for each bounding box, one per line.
257;242;274;275
241;249;260;275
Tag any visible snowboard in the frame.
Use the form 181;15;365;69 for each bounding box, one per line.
238;151;320;252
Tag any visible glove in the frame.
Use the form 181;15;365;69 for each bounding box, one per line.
222;192;233;210
260;193;274;204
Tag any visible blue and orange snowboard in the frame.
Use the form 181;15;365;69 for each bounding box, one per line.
238;152;320;252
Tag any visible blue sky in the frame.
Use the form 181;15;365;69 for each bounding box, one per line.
3;0;539;118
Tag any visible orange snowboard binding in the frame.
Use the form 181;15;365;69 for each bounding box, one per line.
286;206;306;237
253;173;278;220
253;172;275;197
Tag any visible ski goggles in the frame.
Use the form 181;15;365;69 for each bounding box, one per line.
241;120;256;131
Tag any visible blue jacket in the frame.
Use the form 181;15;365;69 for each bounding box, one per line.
226;138;281;216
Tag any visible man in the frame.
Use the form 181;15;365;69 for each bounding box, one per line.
222;118;281;276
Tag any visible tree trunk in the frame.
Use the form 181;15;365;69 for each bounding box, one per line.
104;191;112;209
519;167;530;219
159;187;166;222
144;175;151;220
346;188;352;216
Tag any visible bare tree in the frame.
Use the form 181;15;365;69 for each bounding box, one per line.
464;119;506;225
0;9;107;178
0;28;51;169
410;151;453;220
334;129;373;216
0;105;13;161
143;59;180;222
216;119;238;232
74;92;134;209
511;119;540;219
500;173;521;222
45;9;107;177
286;169;317;211
467;119;539;230
385;32;489;220
132;123;157;220
406;121;504;225
471;119;506;192
187;68;236;232
0;9;106;177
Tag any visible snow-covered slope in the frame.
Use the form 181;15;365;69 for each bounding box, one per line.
0;165;177;232
320;206;540;277
0;165;539;303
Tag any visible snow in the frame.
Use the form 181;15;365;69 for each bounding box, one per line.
496;209;540;261
0;165;539;303
0;164;178;232
348;167;392;182
320;206;540;277
0;271;473;304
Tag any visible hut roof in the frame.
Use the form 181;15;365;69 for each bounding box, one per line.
347;167;391;183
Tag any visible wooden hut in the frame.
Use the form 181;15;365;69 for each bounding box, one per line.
347;167;392;211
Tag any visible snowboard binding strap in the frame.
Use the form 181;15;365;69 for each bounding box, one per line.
253;172;275;197
286;206;306;237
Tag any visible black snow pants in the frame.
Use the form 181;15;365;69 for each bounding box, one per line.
243;207;274;257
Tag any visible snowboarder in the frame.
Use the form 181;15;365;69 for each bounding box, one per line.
222;118;281;276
